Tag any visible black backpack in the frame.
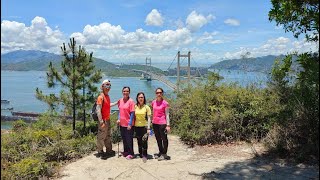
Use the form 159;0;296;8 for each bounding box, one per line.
91;94;104;121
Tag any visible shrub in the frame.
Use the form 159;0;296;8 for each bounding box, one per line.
12;120;28;132
263;53;319;162
32;115;54;130
75;120;98;136
1;115;97;179
9;157;49;179
171;73;279;146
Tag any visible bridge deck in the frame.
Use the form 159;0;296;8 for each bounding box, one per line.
132;69;177;90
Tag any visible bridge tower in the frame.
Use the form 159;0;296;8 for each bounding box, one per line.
145;57;152;81
177;51;191;92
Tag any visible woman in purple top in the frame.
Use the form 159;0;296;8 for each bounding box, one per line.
151;87;170;161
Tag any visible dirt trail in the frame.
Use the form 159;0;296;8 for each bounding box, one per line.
57;135;319;180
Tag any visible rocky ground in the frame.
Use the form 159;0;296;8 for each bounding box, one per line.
57;135;319;180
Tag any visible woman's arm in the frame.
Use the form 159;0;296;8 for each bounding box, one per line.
165;107;170;126
147;115;151;130
165;107;170;133
96;104;103;123
110;101;118;107
127;111;134;130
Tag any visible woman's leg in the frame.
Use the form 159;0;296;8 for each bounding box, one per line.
159;124;168;155
153;124;164;155
126;127;134;156
142;127;148;157
120;126;128;154
135;127;144;157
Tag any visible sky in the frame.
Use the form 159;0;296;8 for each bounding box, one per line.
1;0;318;65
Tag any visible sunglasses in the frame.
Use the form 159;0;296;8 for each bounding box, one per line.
104;84;111;88
156;92;163;94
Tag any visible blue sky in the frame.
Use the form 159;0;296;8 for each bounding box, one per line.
1;0;318;64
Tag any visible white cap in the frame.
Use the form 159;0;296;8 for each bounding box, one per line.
102;79;110;85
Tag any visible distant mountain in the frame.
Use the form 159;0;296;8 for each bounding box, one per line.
1;50;163;77
209;55;287;73
1;50;62;63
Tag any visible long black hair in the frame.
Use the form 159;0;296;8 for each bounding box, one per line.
155;87;164;93
122;86;130;92
136;92;146;106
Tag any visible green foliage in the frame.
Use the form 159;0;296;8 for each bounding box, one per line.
171;75;279;146
75;120;98;136
31;113;56;130
265;53;319;161
12;120;28;132
266;0;319;162
269;0;319;42
69;135;96;155
9;157;50;179
1;115;99;179
35;38;103;132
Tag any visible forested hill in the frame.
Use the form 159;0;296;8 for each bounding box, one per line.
1;50;163;77
1;50;62;64
209;55;287;73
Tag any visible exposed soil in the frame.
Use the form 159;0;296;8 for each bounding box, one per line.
57;135;319;180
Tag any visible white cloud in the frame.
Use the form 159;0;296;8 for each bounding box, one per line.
210;40;224;44
70;22;193;54
196;31;220;44
1;16;64;53
224;18;240;26
291;39;318;52
70;32;86;45
273;37;290;44
223;37;318;59
82;23;125;44
186;11;215;32
145;9;164;26
4;17;317;64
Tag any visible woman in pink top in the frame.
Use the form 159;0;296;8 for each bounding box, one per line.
151;87;171;161
117;86;135;160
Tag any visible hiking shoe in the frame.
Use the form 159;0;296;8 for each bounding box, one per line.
142;156;147;163
158;155;165;161
126;155;134;160
121;152;129;157
158;154;169;161
154;153;161;159
105;150;115;157
95;151;105;158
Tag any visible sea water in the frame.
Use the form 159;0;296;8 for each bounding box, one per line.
1;70;268;129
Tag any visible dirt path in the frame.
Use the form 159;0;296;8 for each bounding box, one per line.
57;135;319;180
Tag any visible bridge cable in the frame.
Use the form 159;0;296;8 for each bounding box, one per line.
167;53;177;71
191;55;203;78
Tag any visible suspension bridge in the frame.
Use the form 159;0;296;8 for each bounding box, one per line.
131;69;178;90
129;51;204;92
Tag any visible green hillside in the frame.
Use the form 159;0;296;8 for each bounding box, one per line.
209;55;287;73
1;50;164;77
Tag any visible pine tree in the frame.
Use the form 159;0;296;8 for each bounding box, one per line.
36;38;102;133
